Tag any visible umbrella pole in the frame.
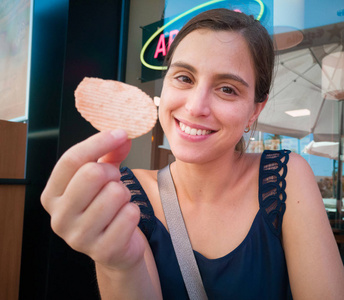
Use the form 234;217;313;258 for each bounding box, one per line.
336;100;344;228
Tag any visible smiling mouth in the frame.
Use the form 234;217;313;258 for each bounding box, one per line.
178;121;213;136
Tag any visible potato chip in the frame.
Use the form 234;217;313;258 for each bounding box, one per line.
75;77;157;139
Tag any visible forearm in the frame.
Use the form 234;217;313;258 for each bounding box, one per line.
96;259;162;300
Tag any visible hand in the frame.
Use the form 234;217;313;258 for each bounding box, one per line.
41;129;145;271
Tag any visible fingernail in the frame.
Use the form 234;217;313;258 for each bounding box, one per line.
110;129;127;140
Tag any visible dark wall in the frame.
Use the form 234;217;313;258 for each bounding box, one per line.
58;0;124;155
19;1;69;299
20;0;127;299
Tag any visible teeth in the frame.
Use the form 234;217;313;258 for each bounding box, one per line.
190;128;197;135
179;122;212;136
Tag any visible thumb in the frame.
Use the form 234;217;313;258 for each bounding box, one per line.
98;129;132;168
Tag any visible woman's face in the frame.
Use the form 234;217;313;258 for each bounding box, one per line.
159;29;266;164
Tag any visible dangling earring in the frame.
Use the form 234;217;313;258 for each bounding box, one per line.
244;125;250;133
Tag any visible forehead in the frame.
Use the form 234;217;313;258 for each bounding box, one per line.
170;29;255;79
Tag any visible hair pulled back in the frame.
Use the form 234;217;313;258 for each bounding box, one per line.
165;8;274;104
164;9;274;152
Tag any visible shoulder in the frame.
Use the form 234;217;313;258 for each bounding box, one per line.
282;152;329;263
281;152;344;298
120;167;159;199
120;167;163;210
286;151;313;175
132;168;158;182
130;169;159;199
280;151;323;223
282;151;330;240
120;168;160;240
129;168;166;226
284;151;320;206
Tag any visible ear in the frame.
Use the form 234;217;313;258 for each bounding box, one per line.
248;95;268;127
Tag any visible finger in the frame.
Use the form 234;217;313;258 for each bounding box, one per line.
61;181;131;252
82;181;131;233
98;139;132;168
42;129;129;201
59;162;122;214
98;202;141;260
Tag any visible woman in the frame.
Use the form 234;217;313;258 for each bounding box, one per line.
41;9;344;299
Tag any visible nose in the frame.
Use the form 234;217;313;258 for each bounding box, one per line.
185;85;211;117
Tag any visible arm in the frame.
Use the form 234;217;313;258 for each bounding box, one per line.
282;153;344;299
41;130;162;299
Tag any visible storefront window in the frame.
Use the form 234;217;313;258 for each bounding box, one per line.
126;0;344;236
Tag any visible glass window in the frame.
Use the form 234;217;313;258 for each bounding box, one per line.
0;0;33;121
126;1;344;253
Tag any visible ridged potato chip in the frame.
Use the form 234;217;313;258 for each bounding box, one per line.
75;77;157;139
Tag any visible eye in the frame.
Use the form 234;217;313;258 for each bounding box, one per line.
176;75;193;84
221;86;237;95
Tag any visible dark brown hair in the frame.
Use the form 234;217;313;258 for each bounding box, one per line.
164;9;274;152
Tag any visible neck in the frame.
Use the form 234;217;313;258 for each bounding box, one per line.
170;151;246;205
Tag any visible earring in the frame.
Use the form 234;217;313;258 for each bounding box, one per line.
244;126;250;133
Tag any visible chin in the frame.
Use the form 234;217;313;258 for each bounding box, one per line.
171;146;214;165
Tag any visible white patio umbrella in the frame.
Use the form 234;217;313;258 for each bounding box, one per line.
322;48;344;219
303;140;339;160
304;140;344;224
257;44;342;143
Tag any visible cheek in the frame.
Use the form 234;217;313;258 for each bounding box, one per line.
159;86;184;115
158;92;169;119
215;104;249;125
158;90;173;129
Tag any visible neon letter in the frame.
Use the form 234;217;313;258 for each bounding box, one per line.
154;34;167;58
168;29;179;51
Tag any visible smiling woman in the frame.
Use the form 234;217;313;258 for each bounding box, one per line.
41;8;344;300
159;29;261;163
163;8;273;154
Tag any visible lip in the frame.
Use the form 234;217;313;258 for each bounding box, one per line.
174;117;216;140
176;118;215;131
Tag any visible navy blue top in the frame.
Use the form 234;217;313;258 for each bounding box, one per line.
121;150;293;299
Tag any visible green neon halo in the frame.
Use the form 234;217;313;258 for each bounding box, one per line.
255;0;264;20
140;0;265;71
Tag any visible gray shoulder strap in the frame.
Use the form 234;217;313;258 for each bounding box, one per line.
157;165;208;300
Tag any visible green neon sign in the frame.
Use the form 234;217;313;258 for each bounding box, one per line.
140;0;265;71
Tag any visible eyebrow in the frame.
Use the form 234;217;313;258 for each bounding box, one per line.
170;61;250;88
215;73;250;88
170;61;197;73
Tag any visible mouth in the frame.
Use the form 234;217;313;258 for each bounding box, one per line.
178;120;214;136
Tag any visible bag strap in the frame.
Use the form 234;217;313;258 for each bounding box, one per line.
157;165;208;300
